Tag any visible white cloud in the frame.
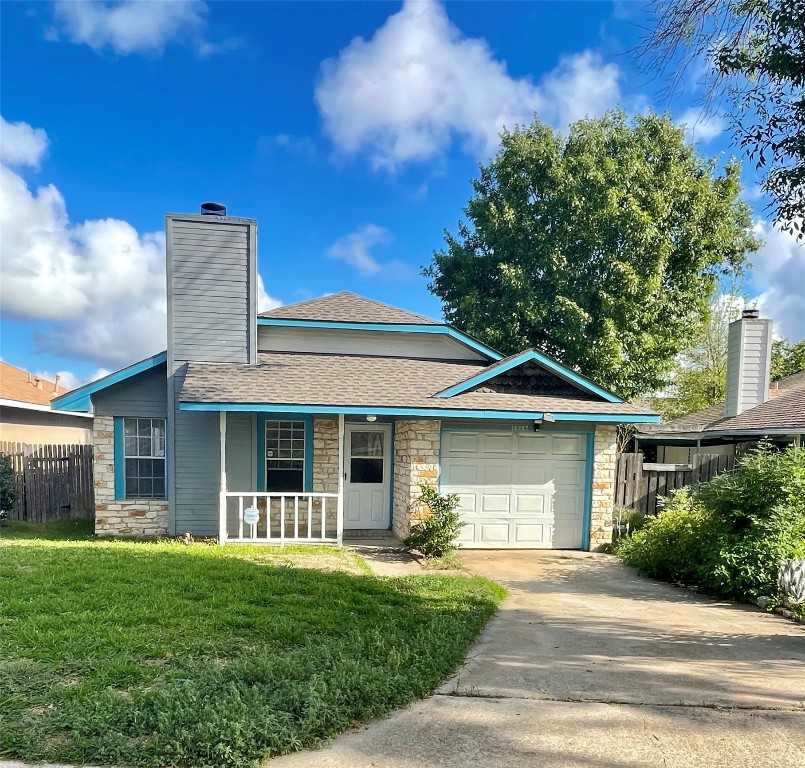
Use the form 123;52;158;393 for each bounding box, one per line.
0;116;49;169
0;116;281;369
315;0;621;170
326;224;409;278
257;274;281;313
751;219;805;342
49;0;234;57
678;107;726;144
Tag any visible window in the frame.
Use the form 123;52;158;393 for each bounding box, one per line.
265;420;306;492
123;418;166;499
350;430;384;484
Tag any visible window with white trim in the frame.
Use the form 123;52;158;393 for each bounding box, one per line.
124;418;166;499
265;420;305;492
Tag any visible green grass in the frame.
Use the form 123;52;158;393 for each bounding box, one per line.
0;517;95;540
0;532;504;767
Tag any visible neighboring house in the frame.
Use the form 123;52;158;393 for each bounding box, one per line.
637;310;805;463
0;362;92;444
52;204;659;549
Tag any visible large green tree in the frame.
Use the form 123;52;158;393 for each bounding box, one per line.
771;338;805;381
639;0;805;236
425;110;759;400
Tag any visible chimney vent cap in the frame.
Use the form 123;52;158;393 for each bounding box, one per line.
742;308;760;319
200;202;227;217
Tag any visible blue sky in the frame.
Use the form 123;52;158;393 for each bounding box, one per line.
1;0;803;388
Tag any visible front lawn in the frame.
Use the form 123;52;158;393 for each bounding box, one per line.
0;526;504;767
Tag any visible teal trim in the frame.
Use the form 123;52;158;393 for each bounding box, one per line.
436;349;623;403
179;402;659;424
113;417;125;500
51;351;167;412
388;419;396;529
256;414;313;492
257;318;502;361
582;431;595;550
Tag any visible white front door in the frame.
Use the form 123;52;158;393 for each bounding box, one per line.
344;424;391;529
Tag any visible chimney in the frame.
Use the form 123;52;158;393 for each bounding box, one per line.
724;309;773;417
53;374;61;392
165;203;258;376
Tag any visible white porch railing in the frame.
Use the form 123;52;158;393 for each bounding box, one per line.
219;492;343;545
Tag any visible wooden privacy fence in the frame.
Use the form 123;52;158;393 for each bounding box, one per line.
615;452;736;517
1;442;94;523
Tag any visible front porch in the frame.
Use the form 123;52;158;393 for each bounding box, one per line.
215;411;440;546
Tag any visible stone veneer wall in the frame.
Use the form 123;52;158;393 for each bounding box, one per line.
392;418;441;539
93;416;169;537
589;424;618;549
312;418;339;494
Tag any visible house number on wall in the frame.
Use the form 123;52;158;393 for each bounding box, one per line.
243;507;260;525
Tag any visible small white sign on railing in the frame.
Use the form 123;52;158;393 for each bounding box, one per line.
243;507;260;525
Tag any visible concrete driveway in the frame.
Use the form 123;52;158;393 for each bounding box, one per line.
271;551;805;768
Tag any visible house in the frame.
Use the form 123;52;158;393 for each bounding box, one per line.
0;362;92;444
52;204;659;549
636;310;805;463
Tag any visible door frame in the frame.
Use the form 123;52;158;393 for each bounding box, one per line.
344;423;392;529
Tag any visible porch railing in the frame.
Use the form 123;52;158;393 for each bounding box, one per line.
220;492;343;546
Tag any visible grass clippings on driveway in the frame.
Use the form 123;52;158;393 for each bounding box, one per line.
0;524;504;768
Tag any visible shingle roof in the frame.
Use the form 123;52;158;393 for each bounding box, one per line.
639;370;805;437
179;351;655;418
259;291;439;325
0;362;67;407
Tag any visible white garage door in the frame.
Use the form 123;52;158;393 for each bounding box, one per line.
441;430;588;549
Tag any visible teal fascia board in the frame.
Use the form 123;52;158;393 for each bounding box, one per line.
179;402;660;424
257;318;502;361
256;413;313;492
582;431;595;550
51;351;168;412
436;349;623;403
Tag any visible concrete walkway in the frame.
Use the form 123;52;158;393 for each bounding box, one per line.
271;550;805;767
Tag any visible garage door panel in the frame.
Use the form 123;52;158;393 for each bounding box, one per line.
479;523;510;544
552;435;584;456
481;493;510;513
441;429;588;550
554;464;584;487
444;460;478;485
514;463;547;485
514;523;553;544
514;493;546;514
483;433;515;454
516;434;549;454
446;432;481;454
481;463;512;485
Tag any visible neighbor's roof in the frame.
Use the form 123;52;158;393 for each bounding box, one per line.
179;351;656;419
259;291;440;325
639;370;805;438
0;362;67;407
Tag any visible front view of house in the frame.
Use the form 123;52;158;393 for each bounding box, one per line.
53;206;659;550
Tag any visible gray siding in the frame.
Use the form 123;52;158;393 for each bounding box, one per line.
93;365;168;417
257;326;487;361
165;213;258;535
166;215;257;373
725;317;772;417
225;413;256;491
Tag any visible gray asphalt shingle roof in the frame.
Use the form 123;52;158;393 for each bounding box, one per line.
259;292;439;325
179;351;655;417
639;371;805;437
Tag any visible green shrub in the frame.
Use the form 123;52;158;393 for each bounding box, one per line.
0;453;18;513
404;485;465;559
616;446;805;601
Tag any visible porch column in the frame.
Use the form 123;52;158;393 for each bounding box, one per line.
337;413;345;546
218;411;227;545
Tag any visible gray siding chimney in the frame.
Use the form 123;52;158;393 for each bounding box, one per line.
724;310;772;417
166;211;257;373
165;207;258;536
